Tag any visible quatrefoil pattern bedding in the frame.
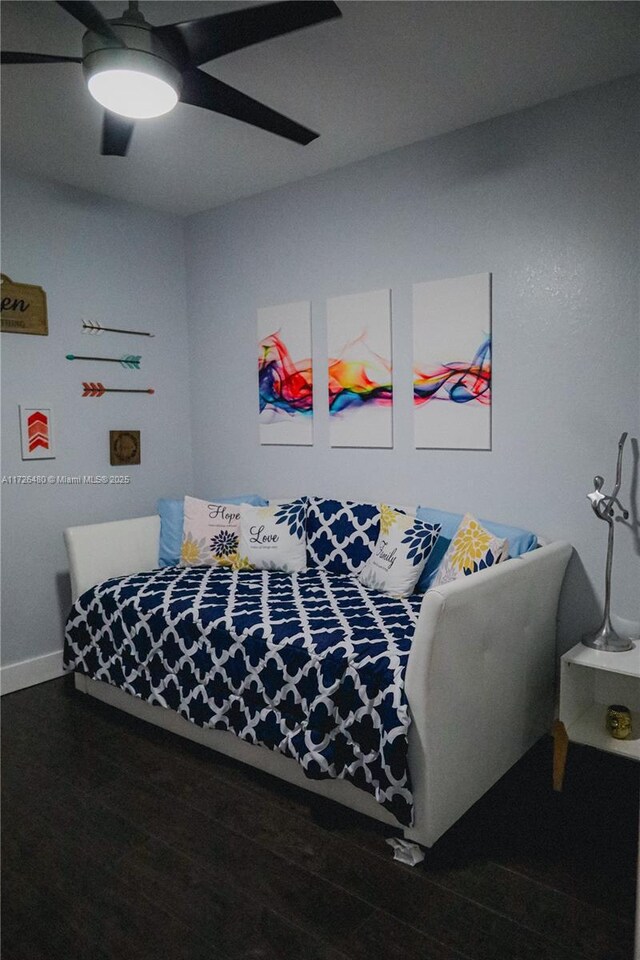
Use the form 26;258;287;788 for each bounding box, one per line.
305;497;381;575
64;565;422;825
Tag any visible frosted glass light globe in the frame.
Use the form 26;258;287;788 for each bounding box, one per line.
88;68;178;119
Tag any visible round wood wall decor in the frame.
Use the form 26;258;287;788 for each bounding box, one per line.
110;430;140;466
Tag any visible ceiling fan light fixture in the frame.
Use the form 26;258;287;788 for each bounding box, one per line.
83;47;180;119
88;68;177;118
6;0;342;155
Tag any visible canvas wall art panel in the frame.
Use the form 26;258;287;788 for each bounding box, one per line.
258;301;313;445
327;288;392;448
413;273;491;450
18;404;55;460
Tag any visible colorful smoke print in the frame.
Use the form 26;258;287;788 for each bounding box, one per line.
327;289;392;448
258;301;313;446
328;330;392;415
413;335;491;407
413;273;491;450
259;330;313;420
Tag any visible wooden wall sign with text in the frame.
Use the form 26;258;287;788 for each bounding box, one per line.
1;274;48;336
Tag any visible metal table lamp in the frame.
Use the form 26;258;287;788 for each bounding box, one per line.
582;432;632;652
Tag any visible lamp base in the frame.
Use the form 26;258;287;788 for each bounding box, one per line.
582;622;633;653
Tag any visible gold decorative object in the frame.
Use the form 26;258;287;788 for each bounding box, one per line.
110;430;140;466
605;704;632;740
1;273;48;336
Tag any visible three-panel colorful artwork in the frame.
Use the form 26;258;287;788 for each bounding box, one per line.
257;273;491;449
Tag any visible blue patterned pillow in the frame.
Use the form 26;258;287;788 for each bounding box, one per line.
306;497;381;575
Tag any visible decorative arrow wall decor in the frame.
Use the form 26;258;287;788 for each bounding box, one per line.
67;353;141;369
82;382;154;397
82;320;154;337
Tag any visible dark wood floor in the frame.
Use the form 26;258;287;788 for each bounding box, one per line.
2;677;637;960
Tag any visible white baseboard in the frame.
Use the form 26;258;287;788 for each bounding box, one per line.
0;649;65;696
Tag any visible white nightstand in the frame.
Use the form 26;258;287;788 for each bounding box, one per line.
553;641;640;790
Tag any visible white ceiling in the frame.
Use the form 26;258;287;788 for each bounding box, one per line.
2;1;638;216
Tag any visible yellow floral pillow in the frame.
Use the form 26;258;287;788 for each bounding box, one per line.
181;496;242;567
431;513;508;587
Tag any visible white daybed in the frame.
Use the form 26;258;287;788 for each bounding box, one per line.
64;514;571;849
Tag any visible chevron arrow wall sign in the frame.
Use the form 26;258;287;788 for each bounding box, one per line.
18;404;55;460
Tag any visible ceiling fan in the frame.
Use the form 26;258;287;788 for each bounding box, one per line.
1;0;341;156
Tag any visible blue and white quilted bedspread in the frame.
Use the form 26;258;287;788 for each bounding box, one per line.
64;566;423;825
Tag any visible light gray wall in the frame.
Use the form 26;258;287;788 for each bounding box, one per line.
2;78;638;668
184;76;640;650
1;172;193;667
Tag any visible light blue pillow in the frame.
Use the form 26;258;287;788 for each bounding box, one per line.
415;506;537;591
157;495;267;567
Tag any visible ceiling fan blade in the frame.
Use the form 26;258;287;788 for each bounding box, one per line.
1;52;82;64
154;1;341;67
180;69;318;145
56;2;125;47
101;112;135;156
